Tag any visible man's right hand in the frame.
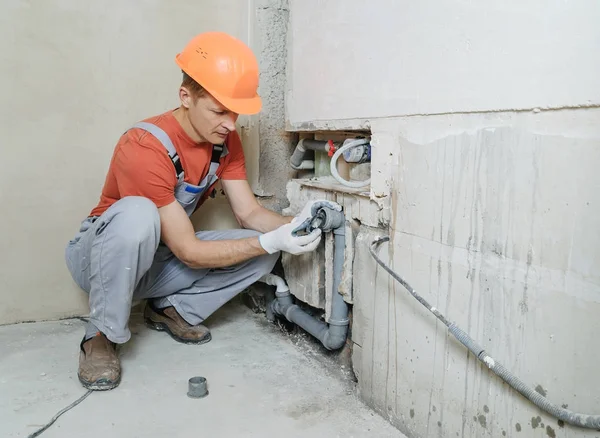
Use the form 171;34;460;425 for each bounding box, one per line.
259;222;322;255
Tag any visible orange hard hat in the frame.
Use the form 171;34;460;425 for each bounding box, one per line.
175;32;262;115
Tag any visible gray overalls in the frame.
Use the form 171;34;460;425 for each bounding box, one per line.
133;121;224;216
65;122;279;344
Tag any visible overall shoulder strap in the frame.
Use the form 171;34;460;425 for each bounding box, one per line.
131;122;184;182
208;144;222;171
200;142;228;185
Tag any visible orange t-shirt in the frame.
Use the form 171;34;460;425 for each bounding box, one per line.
89;110;247;217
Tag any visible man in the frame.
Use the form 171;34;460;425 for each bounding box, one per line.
65;31;340;391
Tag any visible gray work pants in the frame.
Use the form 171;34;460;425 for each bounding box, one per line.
65;196;279;344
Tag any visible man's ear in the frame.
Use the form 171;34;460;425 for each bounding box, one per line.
179;86;193;109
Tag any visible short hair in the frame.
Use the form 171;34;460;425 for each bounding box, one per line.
181;71;206;99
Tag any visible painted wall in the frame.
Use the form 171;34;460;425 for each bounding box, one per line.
286;1;600;437
0;0;268;324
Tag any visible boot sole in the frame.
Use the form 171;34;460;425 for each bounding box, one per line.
78;374;121;391
144;318;212;345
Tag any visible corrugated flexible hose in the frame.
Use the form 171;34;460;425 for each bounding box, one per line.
369;236;600;430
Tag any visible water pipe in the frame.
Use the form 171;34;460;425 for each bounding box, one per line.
370;236;600;430
289;139;337;170
330;138;371;188
260;206;349;350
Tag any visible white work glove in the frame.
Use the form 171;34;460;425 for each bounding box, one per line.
259;222;322;255
293;199;342;229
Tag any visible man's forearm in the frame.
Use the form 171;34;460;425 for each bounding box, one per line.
182;236;268;269
242;206;293;233
182;207;292;268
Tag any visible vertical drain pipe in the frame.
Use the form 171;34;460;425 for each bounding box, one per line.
325;226;350;348
261;208;349;350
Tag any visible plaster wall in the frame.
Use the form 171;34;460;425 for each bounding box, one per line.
0;0;266;324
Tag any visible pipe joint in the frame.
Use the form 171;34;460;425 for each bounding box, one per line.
269;299;281;316
327;317;350;327
275;290;291;299
309;207;345;233
321;329;348;350
333;225;346;235
270;294;292;315
284;304;300;321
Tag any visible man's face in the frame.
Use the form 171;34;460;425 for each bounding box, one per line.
182;89;239;144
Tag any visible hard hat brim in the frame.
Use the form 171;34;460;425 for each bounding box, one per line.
211;89;262;115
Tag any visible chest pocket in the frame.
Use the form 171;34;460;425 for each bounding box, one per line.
129;121;228;217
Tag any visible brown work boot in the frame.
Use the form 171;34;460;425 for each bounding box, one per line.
144;301;212;345
78;332;121;390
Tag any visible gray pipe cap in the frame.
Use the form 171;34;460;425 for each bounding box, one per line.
187;376;209;398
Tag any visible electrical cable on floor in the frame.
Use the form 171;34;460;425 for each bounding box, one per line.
370;236;600;430
27;390;93;438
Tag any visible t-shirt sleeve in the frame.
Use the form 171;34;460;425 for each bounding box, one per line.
220;131;247;180
112;134;177;208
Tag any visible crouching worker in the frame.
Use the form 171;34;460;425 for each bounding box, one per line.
64;31;341;391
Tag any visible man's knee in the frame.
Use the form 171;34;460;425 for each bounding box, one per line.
110;196;158;220
105;196;160;246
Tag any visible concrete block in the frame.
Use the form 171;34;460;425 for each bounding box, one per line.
338;219;360;303
281;244;325;309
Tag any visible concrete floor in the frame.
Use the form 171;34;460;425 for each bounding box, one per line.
1;301;406;438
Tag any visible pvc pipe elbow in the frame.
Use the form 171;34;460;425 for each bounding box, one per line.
259;274;290;293
321;328;348;350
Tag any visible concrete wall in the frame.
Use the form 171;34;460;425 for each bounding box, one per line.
0;0;277;324
286;1;600;437
253;0;297;211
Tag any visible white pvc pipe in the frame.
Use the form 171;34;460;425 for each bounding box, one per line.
292;160;314;170
259;274;289;293
329;138;371;188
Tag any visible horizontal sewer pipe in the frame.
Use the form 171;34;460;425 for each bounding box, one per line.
289;139;337;170
259;206;349;350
